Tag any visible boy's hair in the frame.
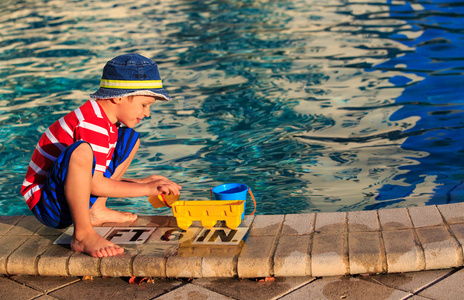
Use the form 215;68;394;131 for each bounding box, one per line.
90;54;171;101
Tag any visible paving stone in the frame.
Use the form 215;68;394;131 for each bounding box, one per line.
237;235;277;278
311;232;349;277
449;223;464;254
273;235;311;277
199;246;242;277
378;208;412;230
408;206;443;228
418;268;464;300
382;229;425;273
0;235;29;274
407;295;434;300
7;235;55;275
349;231;385;274
194;277;315;300
0;216;23;235
11;275;80;293
132;254;167;277
281;214;315;235
48;277;182;300
248;214;284;236
131;243;177;277
438;203;464;224
6;215;44;236
100;253;133;277
361;269;455;294
0;276;42;299
240;215;255;227
68;252;100;277
416;226;463;270
165;254;202;278
164;241;211;278
347;210;380;232
156;284;233;300
37;244;74;276
35;295;59;300
314;212;346;233
136;227;201;278
279;276;411;300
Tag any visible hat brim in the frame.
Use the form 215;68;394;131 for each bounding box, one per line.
90;88;171;101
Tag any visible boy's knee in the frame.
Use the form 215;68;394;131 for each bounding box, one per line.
70;143;94;168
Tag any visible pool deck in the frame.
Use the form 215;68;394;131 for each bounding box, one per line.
2;203;464;299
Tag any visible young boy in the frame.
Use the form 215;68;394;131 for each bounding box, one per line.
21;54;181;258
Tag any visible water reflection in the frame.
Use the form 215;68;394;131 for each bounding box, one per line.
373;0;464;208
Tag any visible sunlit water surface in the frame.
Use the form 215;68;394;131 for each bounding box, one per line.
1;0;464;216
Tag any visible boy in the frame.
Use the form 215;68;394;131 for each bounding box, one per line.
21;54;181;258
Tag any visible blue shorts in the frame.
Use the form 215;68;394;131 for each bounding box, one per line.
32;127;140;229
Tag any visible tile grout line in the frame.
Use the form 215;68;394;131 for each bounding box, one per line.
407;207;427;272
436;205;464;266
307;213;316;276
275;277;320;300
344;212;350;276
130;254;138;277
4;235;33;276
269;215;286;277
408;266;464;297
376;210;388;273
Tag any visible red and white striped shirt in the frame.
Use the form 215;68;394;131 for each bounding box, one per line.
21;100;118;209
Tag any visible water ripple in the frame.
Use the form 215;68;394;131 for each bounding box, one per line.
1;0;464;215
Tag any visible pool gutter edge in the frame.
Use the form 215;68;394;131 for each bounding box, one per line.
1;203;464;278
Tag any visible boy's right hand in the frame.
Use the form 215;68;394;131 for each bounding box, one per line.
147;178;182;196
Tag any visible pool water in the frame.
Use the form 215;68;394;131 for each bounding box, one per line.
1;0;464;216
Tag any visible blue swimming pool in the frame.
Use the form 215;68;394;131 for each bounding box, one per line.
1;0;464;216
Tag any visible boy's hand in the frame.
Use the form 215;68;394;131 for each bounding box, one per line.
147;178;182;196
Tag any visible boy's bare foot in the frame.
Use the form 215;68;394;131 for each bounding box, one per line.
71;230;124;258
89;205;138;226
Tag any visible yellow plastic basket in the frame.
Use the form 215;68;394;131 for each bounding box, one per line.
172;200;245;230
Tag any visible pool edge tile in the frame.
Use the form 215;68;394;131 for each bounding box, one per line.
311;232;349;277
37;244;74;276
349;231;386;274
273;235;312;277
415;226;463;270
237;235;277;278
4;205;464;278
382;229;425;273
7;235;55;276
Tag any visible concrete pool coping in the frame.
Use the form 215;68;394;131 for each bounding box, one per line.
1;203;464;278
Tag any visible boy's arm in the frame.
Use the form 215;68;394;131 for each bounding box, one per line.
90;172;181;198
121;175;169;184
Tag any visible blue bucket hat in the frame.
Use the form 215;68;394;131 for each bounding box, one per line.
90;53;171;101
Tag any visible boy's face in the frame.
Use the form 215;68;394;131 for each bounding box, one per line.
116;95;156;128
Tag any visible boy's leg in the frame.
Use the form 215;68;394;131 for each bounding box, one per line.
66;142;124;257
90;128;140;225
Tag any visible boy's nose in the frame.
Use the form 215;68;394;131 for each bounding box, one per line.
144;107;150;118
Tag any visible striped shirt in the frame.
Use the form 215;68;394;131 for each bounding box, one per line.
21;100;118;209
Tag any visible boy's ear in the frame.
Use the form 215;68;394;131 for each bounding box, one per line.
110;97;122;104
